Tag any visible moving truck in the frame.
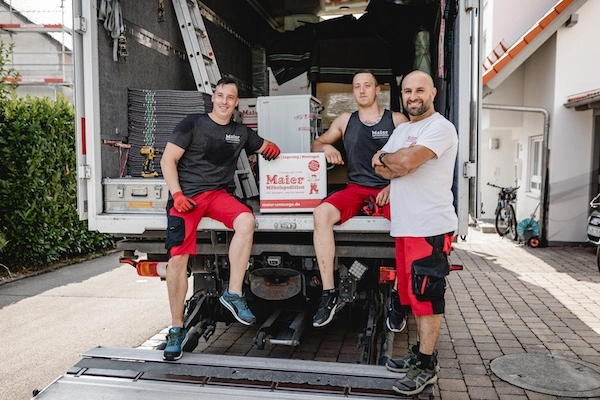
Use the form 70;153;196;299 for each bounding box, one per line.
35;0;481;398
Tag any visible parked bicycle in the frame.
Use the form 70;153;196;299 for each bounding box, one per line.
487;182;519;240
586;192;600;273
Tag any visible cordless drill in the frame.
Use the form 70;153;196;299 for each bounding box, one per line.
140;146;162;178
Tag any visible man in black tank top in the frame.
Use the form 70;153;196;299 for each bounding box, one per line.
310;70;408;328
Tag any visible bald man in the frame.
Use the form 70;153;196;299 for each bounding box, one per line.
372;70;458;396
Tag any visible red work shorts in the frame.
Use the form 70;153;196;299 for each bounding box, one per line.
322;183;390;223
395;233;453;316
166;189;252;257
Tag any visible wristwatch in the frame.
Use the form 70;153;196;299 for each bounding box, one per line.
378;152;388;167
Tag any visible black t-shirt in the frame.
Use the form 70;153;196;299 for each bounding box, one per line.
343;109;394;188
168;113;264;197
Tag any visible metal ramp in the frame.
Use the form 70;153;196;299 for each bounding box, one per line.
34;347;433;399
172;0;221;94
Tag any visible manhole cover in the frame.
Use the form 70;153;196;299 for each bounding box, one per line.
490;353;600;398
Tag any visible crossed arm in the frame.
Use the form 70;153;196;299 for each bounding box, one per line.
371;145;435;179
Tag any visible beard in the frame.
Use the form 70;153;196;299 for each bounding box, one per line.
405;101;429;117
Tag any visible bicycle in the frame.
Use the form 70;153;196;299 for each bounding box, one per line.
487;182;519;240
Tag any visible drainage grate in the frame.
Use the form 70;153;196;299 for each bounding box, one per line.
490;353;600;398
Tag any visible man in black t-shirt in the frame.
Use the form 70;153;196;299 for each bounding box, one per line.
160;77;281;361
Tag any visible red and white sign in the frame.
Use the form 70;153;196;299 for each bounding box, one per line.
238;98;257;131
259;153;327;213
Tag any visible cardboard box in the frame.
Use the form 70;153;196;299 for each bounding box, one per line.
238;98;257;131
268;67;311;96
259;153;327;213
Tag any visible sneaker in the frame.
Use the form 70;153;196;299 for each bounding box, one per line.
386;344;418;372
387;347;440;373
219;289;256;325
386;290;407;333
392;358;439;396
163;326;187;361
312;290;341;327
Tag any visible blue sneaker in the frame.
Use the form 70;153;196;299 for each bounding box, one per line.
219;289;256;325
163;326;187;361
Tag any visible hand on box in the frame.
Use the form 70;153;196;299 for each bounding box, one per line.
262;142;280;161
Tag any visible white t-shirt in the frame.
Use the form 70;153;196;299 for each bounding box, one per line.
382;112;458;237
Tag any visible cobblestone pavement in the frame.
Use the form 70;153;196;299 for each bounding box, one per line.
144;228;600;399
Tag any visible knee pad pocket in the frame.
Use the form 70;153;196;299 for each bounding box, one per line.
165;216;185;250
411;256;449;301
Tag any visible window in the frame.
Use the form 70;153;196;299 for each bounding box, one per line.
529;136;543;194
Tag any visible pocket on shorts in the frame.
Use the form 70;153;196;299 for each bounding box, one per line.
165;215;185;250
411;256;449;301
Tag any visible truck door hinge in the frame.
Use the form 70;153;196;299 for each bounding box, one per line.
78;165;91;179
74;16;87;34
463;161;476;178
465;0;479;12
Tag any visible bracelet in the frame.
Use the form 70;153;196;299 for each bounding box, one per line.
378;152;388;167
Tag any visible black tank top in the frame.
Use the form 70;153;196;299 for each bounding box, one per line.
343;109;395;188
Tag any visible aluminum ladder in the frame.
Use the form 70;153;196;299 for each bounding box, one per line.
172;0;258;198
172;0;221;94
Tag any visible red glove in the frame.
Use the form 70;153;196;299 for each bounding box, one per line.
262;142;281;161
172;191;197;213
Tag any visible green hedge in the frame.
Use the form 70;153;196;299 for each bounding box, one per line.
0;95;114;272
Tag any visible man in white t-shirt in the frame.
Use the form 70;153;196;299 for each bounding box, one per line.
372;70;458;396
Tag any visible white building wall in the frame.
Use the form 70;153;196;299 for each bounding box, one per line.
480;68;524;219
486;0;558;49
548;0;599;243
519;36;555;230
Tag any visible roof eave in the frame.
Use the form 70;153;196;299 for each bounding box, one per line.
484;0;588;91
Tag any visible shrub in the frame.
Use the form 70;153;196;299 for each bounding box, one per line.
0;95;114;271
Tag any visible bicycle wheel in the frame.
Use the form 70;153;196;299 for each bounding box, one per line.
506;204;517;240
495;205;511;236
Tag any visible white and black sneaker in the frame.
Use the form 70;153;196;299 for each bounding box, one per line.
312;289;340;327
386;290;407;333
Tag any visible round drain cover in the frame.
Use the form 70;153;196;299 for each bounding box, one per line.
490;353;600;398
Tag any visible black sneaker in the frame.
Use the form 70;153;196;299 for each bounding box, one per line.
392;358;439;395
386;290;407;333
312;290;340;327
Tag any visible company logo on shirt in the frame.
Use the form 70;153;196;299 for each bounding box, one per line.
371;130;390;140
404;135;417;148
225;134;241;144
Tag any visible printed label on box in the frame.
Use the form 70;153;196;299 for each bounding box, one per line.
239;98;257;130
259;153;327;212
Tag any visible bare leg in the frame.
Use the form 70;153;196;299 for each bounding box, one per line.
227;212;255;293
415;314;442;355
166;254;190;328
313;202;342;290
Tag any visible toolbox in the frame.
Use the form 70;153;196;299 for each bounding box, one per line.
103;177;168;214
